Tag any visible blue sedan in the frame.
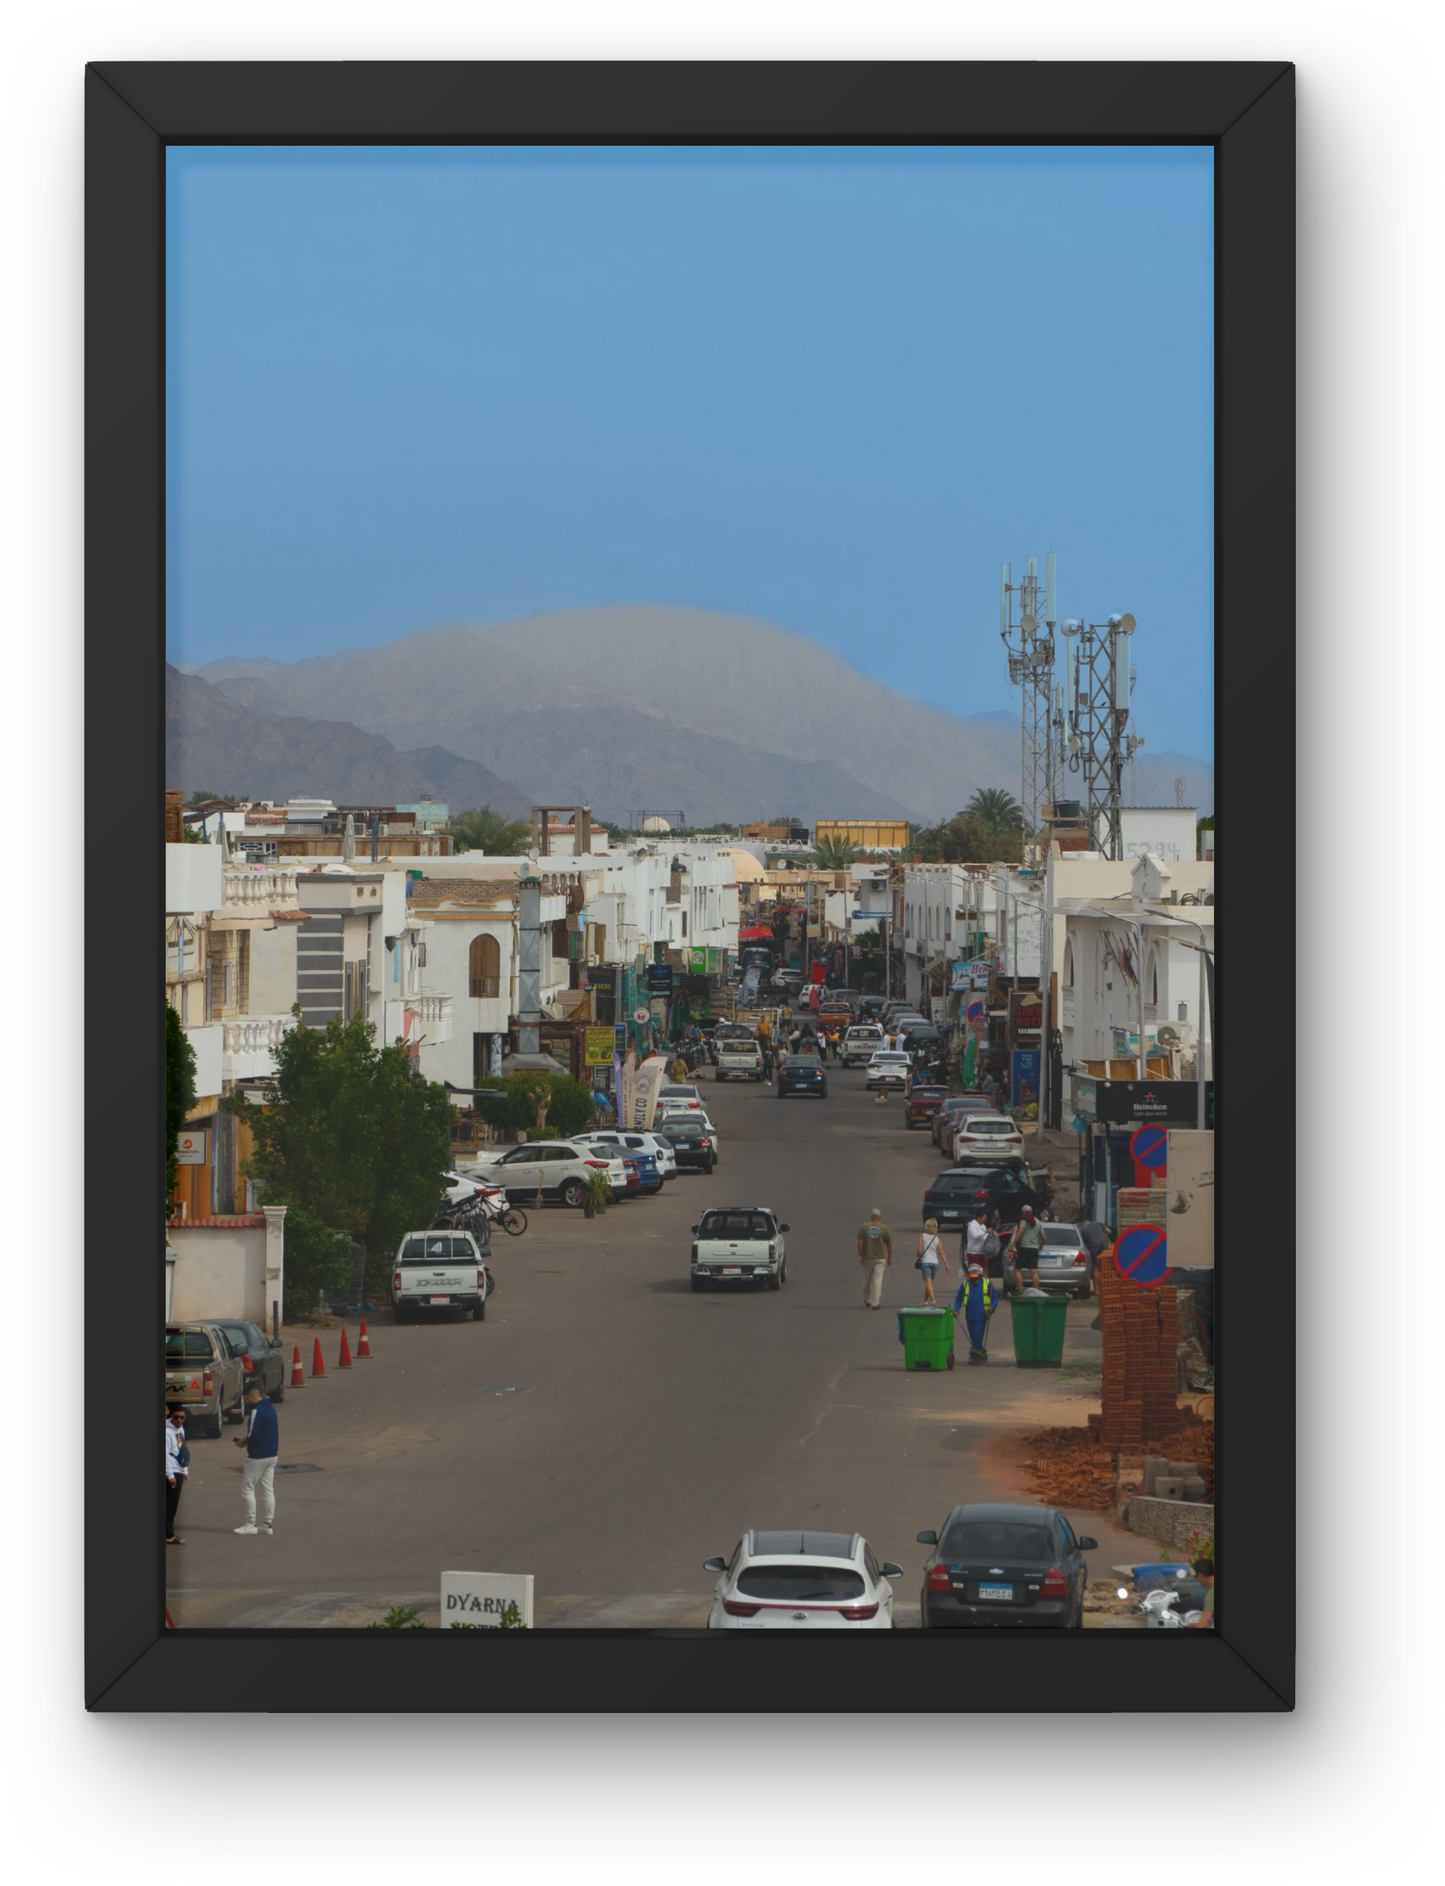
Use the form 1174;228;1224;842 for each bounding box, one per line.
622;1151;663;1194
777;1056;829;1099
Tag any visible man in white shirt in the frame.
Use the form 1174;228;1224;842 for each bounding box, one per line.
165;1404;189;1545
962;1208;993;1264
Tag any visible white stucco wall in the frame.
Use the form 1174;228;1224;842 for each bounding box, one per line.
168;1209;285;1326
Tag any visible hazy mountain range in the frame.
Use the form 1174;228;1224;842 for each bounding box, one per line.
178;604;1213;823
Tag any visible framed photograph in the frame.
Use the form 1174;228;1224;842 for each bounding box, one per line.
93;60;1292;1710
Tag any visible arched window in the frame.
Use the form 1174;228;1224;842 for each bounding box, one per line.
469;933;500;999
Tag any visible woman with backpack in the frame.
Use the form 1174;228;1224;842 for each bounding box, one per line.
915;1217;950;1305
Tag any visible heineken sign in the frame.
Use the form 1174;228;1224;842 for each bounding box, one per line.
1094;1080;1215;1126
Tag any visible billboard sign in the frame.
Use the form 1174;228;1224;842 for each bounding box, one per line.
1095;1080;1214;1125
584;1027;614;1067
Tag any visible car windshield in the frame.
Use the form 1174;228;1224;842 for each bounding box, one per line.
931;1173;988;1193
667;1123;706;1141
1043;1227;1080;1246
784;1057;820;1069
698;1211;774;1240
736;1566;866;1602
399;1234;475;1264
911;1088;949;1101
872;1054;909;1064
939;1520;1055;1562
963;1119;1015;1134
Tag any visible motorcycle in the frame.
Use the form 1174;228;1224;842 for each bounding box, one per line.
1123;1586;1204;1629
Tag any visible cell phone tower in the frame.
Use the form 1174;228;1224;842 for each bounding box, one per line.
1056;612;1144;861
1000;553;1058;863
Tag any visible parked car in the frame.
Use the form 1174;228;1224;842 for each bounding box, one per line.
917;1503;1096;1628
472;1139;627;1206
164;1322;247;1438
932;1093;996;1150
858;996;887;1019
691;1205;790;1291
778;1055;829;1099
1034;1222;1095;1295
951;1113;1027;1161
715;1036;765;1082
658;1115;718;1173
391;1225;493;1323
903;1084;951;1129
575;1129;678;1181
921;1165;1046;1245
659;1082;705;1109
704;1530;903;1629
940;1102;1013;1160
622;1151;662;1194
213;1319;288;1401
865;1050;912;1092
658;1102;722;1158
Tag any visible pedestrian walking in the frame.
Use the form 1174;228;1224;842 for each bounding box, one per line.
165;1403;189;1545
232;1383;279;1535
1188;1558;1216;1628
954;1262;997;1361
961;1206;994;1268
1007;1205;1044;1291
915;1217;950;1305
856;1208;893;1309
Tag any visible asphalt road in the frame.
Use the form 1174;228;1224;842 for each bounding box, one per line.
168;1047;1150;1629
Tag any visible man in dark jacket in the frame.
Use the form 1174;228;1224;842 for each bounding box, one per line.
232;1384;279;1535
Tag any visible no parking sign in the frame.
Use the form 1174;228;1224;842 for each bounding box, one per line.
965;997;986;1032
1114;1222;1171;1287
1129;1124;1168;1189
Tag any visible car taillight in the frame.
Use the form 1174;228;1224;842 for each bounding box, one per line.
768;1244;776;1259
585;1159;609;1169
697;1137;710;1147
394;1272;403;1291
926;1564;952;1592
837;1603;879;1621
202;1370;213;1397
1041;1567;1069;1598
722;1600;761;1617
1073;1253;1087;1267
477;1269;485;1288
242;1354;254;1372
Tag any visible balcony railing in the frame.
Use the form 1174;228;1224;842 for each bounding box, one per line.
405;992;454;1045
222;867;301;910
221;1014;297;1079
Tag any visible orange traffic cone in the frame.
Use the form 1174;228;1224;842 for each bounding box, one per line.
290;1345;305;1387
338;1326;353;1369
357;1320;372;1358
311;1335;326;1379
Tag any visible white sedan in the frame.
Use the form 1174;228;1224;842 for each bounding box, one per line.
951;1113;1026;1160
704;1529;901;1629
864;1051;912;1091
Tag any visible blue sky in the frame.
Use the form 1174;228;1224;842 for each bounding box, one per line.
167;146;1213;757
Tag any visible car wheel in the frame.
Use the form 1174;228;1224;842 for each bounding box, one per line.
706;1155;715;1173
474;1298;486;1321
395;1301;413;1324
205;1403;225;1439
691;1276;707;1292
225;1397;246;1424
767;1269;781;1291
272;1376;285;1403
560;1179;586;1209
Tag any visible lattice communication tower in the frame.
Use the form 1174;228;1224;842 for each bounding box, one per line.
1000;553;1058;864
1057;613;1144;861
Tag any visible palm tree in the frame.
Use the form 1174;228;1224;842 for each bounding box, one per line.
451;806;532;856
965;788;1024;831
811;835;859;870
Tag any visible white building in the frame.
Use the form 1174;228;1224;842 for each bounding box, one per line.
1096;805;1200;863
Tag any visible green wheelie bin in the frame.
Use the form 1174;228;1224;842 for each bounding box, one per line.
896;1305;955;1371
1009;1291;1069;1367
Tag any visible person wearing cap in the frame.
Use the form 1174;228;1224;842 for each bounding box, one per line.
856;1208;893;1309
955;1262;997;1362
1007;1205;1044;1291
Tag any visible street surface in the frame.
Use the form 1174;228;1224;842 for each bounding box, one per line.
169;1047;1161;1628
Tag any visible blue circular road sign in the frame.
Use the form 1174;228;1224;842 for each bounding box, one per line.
1129;1125;1169;1170
1114;1223;1171;1287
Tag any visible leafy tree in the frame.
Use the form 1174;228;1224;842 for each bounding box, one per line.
811;835;859;870
280;1204;354;1317
166;1004;198;1208
965;787;1024;832
912;811;994;863
451;806;532;856
471;1071;595;1141
224;1014;454;1291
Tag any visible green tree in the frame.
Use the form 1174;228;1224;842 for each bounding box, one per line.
223;1014;454;1291
451;807;532;856
811;835;858;870
912;811;994;863
280;1204;354;1317
965;787;1024;832
471;1071;596;1141
165;1004;198;1208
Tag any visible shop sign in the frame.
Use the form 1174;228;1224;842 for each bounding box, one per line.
1073;1074;1097;1122
176;1130;207;1165
1013;1002;1043;1033
1095;1080;1214;1125
646;964;673;995
583;1027;614;1067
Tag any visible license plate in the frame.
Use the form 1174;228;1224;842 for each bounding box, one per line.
978;1583;1013;1602
429;1295;450;1304
941;1209;960;1218
722;1266;741;1275
1041;1255;1062;1265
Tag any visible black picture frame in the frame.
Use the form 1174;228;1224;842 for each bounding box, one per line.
90;59;1293;1711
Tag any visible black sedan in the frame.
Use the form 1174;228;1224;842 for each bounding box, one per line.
921;1166;1045;1251
917;1503;1097;1628
659;1118;717;1172
213;1319;288;1401
777;1055;829;1099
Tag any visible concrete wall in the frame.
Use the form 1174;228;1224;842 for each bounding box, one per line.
1123;1496;1214;1553
168;1207;286;1326
166;843;224;915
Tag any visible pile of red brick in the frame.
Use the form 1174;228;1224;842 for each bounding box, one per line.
1088;1257;1183;1453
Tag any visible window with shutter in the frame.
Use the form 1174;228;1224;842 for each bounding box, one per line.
469;933;500;998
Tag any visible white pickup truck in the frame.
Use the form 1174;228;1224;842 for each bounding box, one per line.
391;1227;494;1323
715;1035;764;1081
841;1023;885;1067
